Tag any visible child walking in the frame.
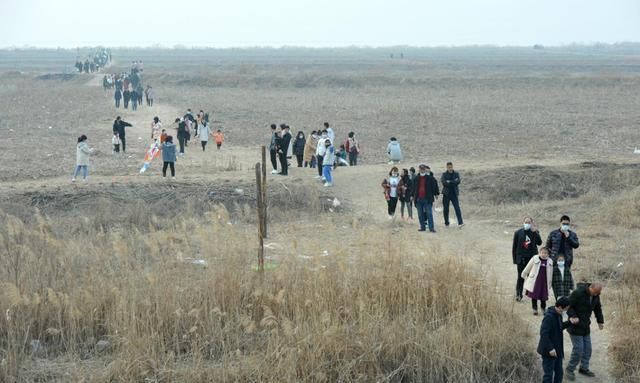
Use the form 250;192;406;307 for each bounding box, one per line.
322;138;335;187
214;129;225;150
162;136;176;178
551;254;574;300
112;132;121;154
522;247;554;315
72;135;93;182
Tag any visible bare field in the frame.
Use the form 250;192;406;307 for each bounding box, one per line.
0;47;639;382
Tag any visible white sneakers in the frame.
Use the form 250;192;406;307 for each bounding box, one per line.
271;169;278;174
323;182;332;187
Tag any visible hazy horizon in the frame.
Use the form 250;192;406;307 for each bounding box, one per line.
1;0;638;49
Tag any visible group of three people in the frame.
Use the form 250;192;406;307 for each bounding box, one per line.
382;162;464;231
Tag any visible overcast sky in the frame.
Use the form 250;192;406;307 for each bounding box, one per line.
1;0;638;48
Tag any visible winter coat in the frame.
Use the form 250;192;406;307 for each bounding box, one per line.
382;176;405;199
76;141;91;166
113;120;132;138
326;127;335;144
293;136;306;156
213;132;224;144
551;265;574;299
304;135;319;162
441;171;461;197
346;137;360;153
316;137;328;156
198;125;211;142
400;174;413;200
537;307;569;358
123;90;131;101
279;132;292;156
162;142;177;162
567;283;604;336
147;88;155;100
512;228;542;264
546;229;579;267
323;145;335;165
521;255;554;295
177;121;187;139
412;174;439;204
387;141;402;162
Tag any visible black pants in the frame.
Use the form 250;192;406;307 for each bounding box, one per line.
349;151;358;166
115;98;120;108
178;136;186;153
516;261;527;299
162;161;175;177
542;356;563;383
387;197;398;216
317;155;324;176
400;198;413;218
532;299;547;311
296;154;303;167
121;136;126;152
279;152;288;175
270;150;278;171
201;141;207;151
216;143;222;149
443;193;464;226
146;96;150;106
113;144;120;153
124;99;129;109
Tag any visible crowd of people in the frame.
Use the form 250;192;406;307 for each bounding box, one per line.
74;48;111;74
510;215;605;382
102;60;155;110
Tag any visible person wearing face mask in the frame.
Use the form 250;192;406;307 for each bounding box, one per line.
522;247;554;316
381;167;405;219
546;215;580;268
512;217;543;301
412;164;439;232
292;131;306;167
551;254;574;300
538;296;571;383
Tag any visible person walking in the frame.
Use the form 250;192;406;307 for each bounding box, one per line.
198;120;211;151
346;131;360;166
565;283;605;381
399;168;413;221
269;124;279;174
322;138;335;187
123;88;131;109
111;132;121;154
112;117;132;153
512;217;543;301
72;135;93;182
176;118;187;156
441;162;464;227
161;136;176;178
551;254;574;300
114;87;122;108
412;164;439;232
146;86;155;107
278;125;292;175
293;131;306;167
130;88;138;111
213;129;225;149
547;215;580;268
136;84;144;107
538;297;571;383
381;167;404;219
304;131;319;168
522;247;554;316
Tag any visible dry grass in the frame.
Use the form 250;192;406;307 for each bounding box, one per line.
0;207;536;382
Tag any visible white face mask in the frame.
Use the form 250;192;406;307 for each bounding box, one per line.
557;261;565;267
392;173;398;177
523;223;531;230
419;172;427;176
562;224;570;231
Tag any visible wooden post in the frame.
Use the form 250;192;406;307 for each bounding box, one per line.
261;146;267;238
255;163;265;273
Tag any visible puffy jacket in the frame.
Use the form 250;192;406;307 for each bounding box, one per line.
162;142;177;162
546;229;579;267
387;141;402;161
293;136;306;155
76;142;91;166
412;174;439;204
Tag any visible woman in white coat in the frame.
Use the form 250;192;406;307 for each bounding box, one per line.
521;247;554;316
197;121;212;151
72;135;93;182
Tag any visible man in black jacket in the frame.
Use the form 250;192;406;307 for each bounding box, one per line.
269;124;279;174
412;164;439;232
112;117;132;153
278;125;292;176
441;162;464;227
538;296;571;383
512;216;543;301
565;283;604;380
